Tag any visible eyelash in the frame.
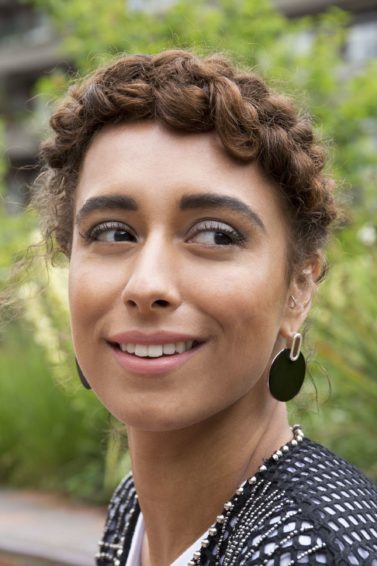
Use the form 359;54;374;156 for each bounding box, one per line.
81;221;136;242
81;219;247;247
187;220;247;247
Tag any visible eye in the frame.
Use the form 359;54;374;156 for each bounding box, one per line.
187;220;246;247
83;221;137;243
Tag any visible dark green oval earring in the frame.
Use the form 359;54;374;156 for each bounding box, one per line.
269;333;306;402
75;358;92;390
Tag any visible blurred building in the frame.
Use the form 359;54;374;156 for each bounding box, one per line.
276;0;377;65
0;0;66;210
1;0;377;207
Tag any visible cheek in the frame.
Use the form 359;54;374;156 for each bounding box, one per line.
68;256;120;348
187;255;286;333
182;258;287;378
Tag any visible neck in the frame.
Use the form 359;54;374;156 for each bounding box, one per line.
128;394;291;566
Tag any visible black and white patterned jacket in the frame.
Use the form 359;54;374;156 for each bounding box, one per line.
96;437;377;565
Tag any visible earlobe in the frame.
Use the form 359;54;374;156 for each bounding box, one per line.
290;255;322;315
280;257;321;340
280;289;310;339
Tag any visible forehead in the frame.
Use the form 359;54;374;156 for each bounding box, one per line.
79;121;247;192
76;121;286;227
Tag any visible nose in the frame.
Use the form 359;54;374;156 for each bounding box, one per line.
121;232;181;315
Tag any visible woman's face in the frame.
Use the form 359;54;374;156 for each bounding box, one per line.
69;121;299;431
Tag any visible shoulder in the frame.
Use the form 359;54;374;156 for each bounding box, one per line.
273;437;377;521
235;438;377;565
96;472;139;565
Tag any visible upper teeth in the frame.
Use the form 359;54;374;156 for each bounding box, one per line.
119;341;194;357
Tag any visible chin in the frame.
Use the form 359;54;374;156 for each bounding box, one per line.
108;401;219;433
116;411;197;433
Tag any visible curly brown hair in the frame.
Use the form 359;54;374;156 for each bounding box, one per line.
35;49;338;277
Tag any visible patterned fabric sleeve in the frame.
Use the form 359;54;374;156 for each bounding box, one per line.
238;519;331;565
96;473;139;566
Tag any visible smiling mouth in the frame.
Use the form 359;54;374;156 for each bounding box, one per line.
110;340;202;359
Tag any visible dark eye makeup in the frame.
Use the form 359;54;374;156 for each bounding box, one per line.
80;221;136;243
186;220;247;247
79;218;247;248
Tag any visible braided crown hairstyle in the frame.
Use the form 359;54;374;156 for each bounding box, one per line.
35;50;338;278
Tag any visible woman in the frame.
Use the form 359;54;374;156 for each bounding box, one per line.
35;51;377;565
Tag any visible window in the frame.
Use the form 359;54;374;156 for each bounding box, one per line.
346;17;377;64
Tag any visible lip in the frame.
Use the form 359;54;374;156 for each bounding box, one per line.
109;341;205;375
108;330;202;345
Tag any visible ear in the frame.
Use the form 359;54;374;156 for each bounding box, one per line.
279;253;323;343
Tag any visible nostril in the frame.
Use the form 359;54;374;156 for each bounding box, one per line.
123;296;175;310
154;299;170;307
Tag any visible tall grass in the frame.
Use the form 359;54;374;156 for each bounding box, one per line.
0;320;124;503
290;239;377;481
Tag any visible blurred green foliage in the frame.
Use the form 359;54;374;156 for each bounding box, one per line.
1;0;376;500
0;323;109;501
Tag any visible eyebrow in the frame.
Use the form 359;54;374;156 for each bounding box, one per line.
75;192;266;233
180;193;266;232
76;195;138;224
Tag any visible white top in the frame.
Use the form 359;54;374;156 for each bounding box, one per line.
126;512;207;566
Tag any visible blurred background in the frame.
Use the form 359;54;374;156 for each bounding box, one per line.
0;0;376;508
